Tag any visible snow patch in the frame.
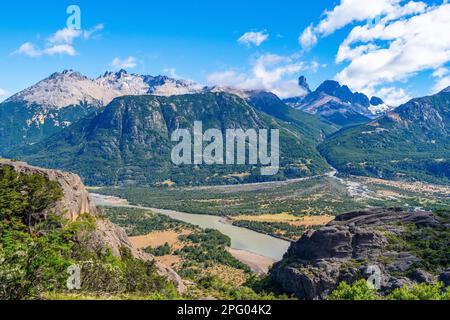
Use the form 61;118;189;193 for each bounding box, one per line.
369;103;392;115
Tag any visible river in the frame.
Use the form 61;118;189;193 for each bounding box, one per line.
91;193;291;262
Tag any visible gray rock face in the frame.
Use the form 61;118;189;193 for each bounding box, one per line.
439;269;450;286
0;159;97;221
271;208;441;300
0;159;186;293
408;269;435;284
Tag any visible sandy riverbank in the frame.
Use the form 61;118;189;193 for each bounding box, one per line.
227;248;276;275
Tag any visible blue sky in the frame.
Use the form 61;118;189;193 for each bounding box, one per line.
1;0;449;105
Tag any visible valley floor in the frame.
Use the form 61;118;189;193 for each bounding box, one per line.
89;173;450;300
93;174;450;241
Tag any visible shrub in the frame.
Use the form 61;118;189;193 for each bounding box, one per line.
387;282;450;300
328;280;379;300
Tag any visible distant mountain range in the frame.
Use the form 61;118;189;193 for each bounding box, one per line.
284;76;392;127
1;70;448;186
320;87;450;184
15;92;332;186
0;69;204;150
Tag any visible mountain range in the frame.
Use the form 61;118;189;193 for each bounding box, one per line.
284;77;392;127
1;70;448;186
14;92;332;186
0;69;204;150
320;87;450;184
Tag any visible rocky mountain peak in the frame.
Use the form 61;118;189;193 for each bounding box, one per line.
316;80;344;93
298;75;311;94
316;80;366;105
115;69;128;77
48;69;86;80
368;96;391;115
370;96;384;106
5;70;109;109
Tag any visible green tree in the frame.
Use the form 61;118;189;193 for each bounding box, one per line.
328;280;379;300
387;282;450;300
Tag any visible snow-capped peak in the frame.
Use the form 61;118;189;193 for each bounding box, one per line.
368;96;392;115
369;103;392;115
6;69;205;110
95;70;149;96
144;75;204;96
207;86;261;99
6;70;116;109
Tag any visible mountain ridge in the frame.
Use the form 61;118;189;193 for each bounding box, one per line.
284;76;392;127
0;69;206;150
319;89;450;184
15;92;332;186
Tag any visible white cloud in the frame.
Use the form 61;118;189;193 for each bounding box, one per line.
432;67;450;93
0;88;9;98
207;54;309;98
375;86;411;106
299;25;317;50
163;68;181;79
433;76;450;93
207;70;247;87
433;67;449;78
300;0;427;50
13;42;76;57
14;42;42;57
83;24;104;40
334;3;450;103
43;44;77;56
111;56;138;70
238;31;269;47
48;28;81;44
13;24;103;58
300;0;450;104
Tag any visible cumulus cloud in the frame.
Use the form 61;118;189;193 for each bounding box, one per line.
299;0;450;104
207;54;309;98
111;56;138;70
238;31;269;47
48;28;81;44
14;42;42;57
300;0;427;50
13;24;103;58
299;25;317;50
83;24;104;40
374;87;411;106
334;3;450;103
0;88;9;98
43;44;77;56
432;67;450;93
13;42;76;57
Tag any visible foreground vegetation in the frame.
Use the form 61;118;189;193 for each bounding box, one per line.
1;163;448;300
329;280;450;300
0;166;178;300
104;206;286;300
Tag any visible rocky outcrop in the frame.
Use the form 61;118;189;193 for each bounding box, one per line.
0;159;186;293
0;159;97;221
271;208;445;300
439;269;450;286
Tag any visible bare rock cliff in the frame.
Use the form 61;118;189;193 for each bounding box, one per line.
0;159;186;293
0;159;97;221
271;208;448;300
